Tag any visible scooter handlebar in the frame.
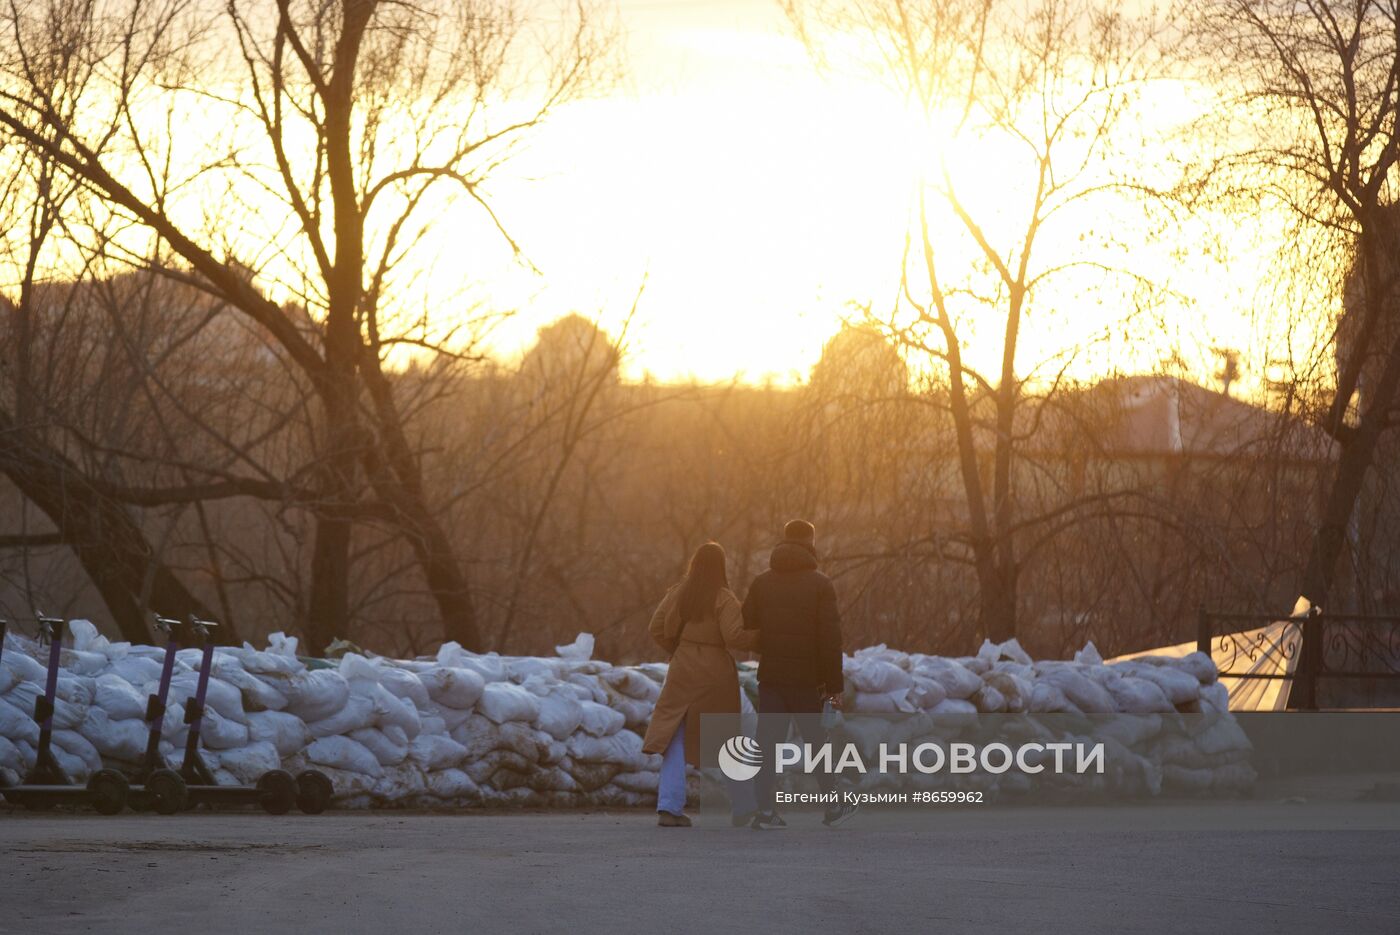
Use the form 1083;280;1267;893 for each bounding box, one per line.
186;615;220;642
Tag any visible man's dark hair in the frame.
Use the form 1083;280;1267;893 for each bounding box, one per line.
783;519;816;544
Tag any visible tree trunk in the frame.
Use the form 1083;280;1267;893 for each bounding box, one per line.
977;555;1018;644
0;410;209;643
1291;357;1400;701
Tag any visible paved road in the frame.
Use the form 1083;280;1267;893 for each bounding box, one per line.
2;803;1397;934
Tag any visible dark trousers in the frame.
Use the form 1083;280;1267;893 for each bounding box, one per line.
754;682;835;812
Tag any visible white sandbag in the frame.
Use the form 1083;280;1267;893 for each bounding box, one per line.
1106;676;1174;714
478;682;542;725
4;682;87;729
609;770;659;794
907;675;948;711
995;638;1034;666
555;633;594;660
984;671;1032;712
911;657;983;700
565;728;644;769
494;721;549;762
508;657;562;682
1194;716;1252;757
420;666;486;711
246;710;311;758
2;644;48;684
1175;652;1218;685
1118;662;1201;706
1097;714;1163;749
281;669;350;723
853;689;915;713
373;665;430;709
1036;664;1117;714
611;696;654;730
367;683;421;738
1200;681;1230;713
928;697;978;722
218;741;283;783
80;708;149;762
93;673;148;721
534;690;584;741
51;744;89;780
350;725;409;766
0;696;39;746
0;735;24;772
169;673;246;724
266;632;300;657
198;706;251;750
1028;682;1079;714
305;735;384;777
1074;642;1105;666
847;659;912;694
211;657;289;712
566;673;610;705
106;655;164;685
426;768;480;801
53;729;102;774
973;685;1007;713
59;648;108;677
463;748;533;784
435;643;507;683
232;644;303;676
601;667;660;701
305;693;375;739
408;733;471;771
449;714;501;760
371;763;429;802
421;701;474;732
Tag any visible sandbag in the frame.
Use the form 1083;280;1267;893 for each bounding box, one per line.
351;725;409;766
305;735;384;777
408;733;471;771
281;669;351;723
374;665;431;709
80;708;149;762
306;694;376;739
478;683;542;725
246;710;311;758
847;659;912;694
420;666;486;711
218;741;282;784
94;673;148;721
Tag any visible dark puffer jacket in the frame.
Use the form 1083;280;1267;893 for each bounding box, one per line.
741;542;843;692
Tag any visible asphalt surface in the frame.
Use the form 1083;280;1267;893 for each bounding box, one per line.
2;802;1397;934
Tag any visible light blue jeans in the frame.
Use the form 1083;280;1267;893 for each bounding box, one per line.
657;717;758;817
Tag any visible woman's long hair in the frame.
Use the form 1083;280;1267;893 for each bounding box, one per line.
677;541;728;624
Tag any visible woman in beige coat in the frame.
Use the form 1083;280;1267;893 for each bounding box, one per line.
642;541;758;826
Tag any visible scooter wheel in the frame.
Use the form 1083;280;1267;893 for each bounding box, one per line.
295;769;334;815
256;769;297;815
146;769;188;815
88;769;130;816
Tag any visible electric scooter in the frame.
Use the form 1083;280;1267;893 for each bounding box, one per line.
125;615;188;814
176;616;333;814
0;614;131;814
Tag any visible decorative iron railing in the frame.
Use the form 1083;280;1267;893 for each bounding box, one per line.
1197;608;1400;710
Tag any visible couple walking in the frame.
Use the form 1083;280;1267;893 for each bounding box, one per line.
641;520;857;829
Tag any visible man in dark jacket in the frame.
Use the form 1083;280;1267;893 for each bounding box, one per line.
742;520;856;828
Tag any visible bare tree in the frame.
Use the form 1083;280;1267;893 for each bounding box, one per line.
0;0;613;652
785;0;1172;641
1188;1;1400;702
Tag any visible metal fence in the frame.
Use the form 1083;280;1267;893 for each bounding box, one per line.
1197;608;1400;710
